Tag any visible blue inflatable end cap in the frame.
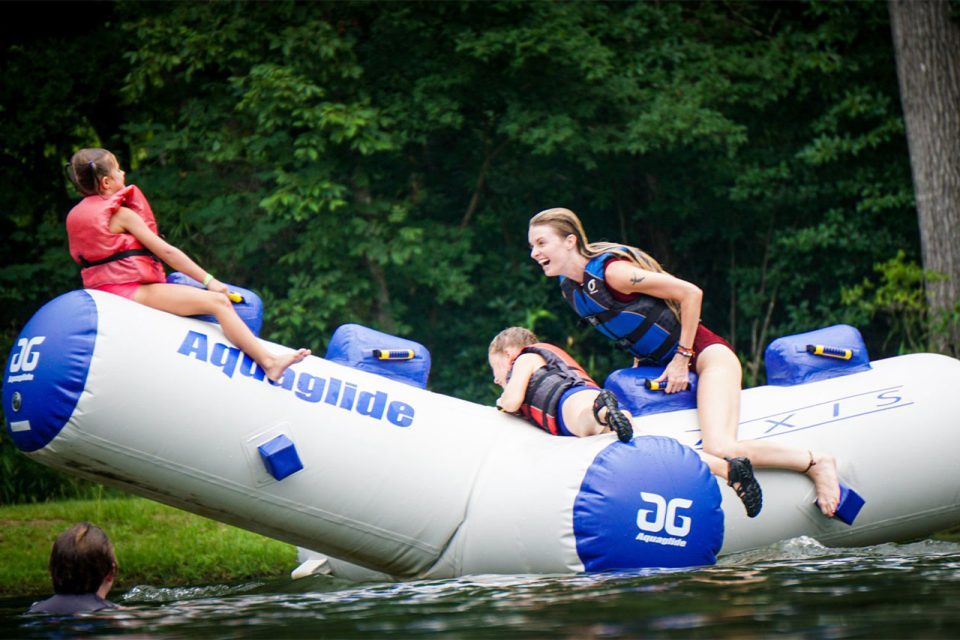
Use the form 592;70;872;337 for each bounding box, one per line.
832;484;865;526
258;435;304;481
574;437;724;570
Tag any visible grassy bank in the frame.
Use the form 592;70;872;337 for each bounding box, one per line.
0;496;297;597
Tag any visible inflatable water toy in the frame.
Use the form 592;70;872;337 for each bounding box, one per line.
4;288;960;579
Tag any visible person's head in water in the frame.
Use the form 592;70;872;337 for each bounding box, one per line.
49;522;117;596
66;148;126;197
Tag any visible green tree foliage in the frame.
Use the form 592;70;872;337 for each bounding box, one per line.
0;4;129;354
0;4;133;504
0;0;925;502
842;250;957;354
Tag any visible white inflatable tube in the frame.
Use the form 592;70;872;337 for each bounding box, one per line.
3;291;721;576
4;290;960;579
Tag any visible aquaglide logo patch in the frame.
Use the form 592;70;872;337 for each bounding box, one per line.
176;330;416;428
636;491;692;548
6;336;46;383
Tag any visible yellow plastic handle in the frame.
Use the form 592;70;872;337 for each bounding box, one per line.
372;349;415;361
644;379;667;391
805;344;852;360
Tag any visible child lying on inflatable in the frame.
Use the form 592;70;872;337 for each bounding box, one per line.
488;327;634;442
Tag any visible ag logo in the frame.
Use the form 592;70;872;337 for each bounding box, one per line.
636;492;693;538
9;336;45;373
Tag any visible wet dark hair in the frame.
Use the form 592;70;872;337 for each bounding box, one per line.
66;148;115;196
49;522;116;594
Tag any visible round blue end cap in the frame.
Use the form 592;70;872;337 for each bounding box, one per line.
3;291;98;452
574;436;724;571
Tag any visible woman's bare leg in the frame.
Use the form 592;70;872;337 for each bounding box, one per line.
135;283;310;381
695;344;840;516
692;344;744;459
698;451;728;478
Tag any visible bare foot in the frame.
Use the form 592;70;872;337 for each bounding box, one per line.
264;348;311;382
807;452;840;517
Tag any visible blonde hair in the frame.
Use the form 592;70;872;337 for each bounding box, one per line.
529;207;680;317
529;208;669;272
489;327;538;356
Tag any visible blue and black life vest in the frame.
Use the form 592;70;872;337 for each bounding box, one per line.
510;343;597;436
560;253;681;366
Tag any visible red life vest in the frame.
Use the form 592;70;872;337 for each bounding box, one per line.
510;343;598;435
66;185;166;288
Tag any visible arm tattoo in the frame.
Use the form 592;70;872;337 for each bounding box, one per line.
630;271;646;286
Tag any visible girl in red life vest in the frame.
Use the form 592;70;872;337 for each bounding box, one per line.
65;148;310;382
489;327;633;442
527;207;840;519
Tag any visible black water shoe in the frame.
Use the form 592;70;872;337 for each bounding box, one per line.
726;456;763;518
593;389;633;443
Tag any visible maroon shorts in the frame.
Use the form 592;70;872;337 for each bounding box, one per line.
689;324;733;369
93;282;142;300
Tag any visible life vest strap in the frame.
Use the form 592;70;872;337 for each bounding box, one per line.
79;248;160;269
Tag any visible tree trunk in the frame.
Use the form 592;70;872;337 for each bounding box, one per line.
888;0;960;355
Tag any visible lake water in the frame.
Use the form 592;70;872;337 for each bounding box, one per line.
3;536;959;638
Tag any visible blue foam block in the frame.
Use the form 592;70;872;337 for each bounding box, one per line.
822;484;864;525
258;434;304;481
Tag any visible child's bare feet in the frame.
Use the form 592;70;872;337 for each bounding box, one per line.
806;451;840;517
264;348;311;382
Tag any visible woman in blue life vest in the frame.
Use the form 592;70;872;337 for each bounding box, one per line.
527;208;841;519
